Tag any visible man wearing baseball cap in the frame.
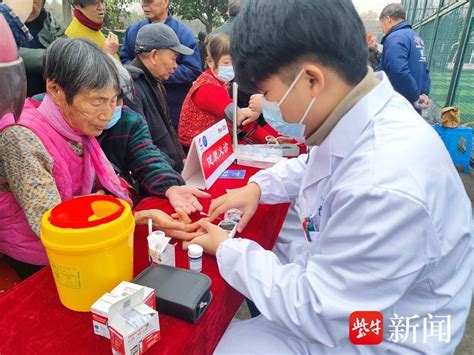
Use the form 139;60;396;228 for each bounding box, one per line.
125;23;193;173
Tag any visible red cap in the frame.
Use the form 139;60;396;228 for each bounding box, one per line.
48;195;125;229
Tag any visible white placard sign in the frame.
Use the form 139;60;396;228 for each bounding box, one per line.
181;119;235;190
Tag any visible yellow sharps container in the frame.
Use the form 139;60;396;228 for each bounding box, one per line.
41;195;135;312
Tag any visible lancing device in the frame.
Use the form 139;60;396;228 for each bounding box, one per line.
218;220;239;239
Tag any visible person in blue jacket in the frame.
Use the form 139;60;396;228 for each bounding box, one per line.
119;0;202;129
377;3;431;113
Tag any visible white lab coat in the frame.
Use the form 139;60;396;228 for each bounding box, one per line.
214;72;473;354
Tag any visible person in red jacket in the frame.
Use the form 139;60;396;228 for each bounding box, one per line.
178;33;259;151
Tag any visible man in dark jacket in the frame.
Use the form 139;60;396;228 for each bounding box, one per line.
124;23;193;173
100;103;185;197
101;57;210;214
20;0;65;97
119;0;201;129
377;3;431;112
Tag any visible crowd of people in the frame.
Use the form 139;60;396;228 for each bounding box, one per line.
0;0;472;353
0;0;270;277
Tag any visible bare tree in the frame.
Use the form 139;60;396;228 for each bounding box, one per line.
359;10;379;22
62;0;72;25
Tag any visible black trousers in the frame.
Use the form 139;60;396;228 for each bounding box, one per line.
4;256;44;280
246;298;261;318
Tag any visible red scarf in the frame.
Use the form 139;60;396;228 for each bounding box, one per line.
73;9;104;31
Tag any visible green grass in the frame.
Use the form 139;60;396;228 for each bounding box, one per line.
430;70;474;123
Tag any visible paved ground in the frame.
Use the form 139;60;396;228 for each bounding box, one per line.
235;168;474;353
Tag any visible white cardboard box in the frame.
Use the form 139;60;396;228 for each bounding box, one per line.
109;288;161;355
147;231;176;267
92;282;156;339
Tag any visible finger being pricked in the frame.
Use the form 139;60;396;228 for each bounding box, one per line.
182;220;204;233
167;229;206;241
158;219;189;232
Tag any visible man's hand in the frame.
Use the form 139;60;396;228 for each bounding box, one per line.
414;94;430;110
104;31;119;56
166;185;211;215
238;107;260;127
208;182;261;233
182;219;229;256
248;94;263;114
134;209;203;241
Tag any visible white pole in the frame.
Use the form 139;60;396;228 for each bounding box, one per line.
148;219;153;235
232;82;239;150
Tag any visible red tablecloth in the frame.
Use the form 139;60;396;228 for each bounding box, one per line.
0;164;289;354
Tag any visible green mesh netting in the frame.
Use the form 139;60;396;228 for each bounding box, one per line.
453;19;474;123
443;0;463;7
414;0;428;23
428;3;469;106
419;19;436;59
425;0;442;17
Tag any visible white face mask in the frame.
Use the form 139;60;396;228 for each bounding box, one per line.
217;65;235;83
261;69;316;141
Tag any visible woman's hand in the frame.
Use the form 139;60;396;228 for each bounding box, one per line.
208;182;261;233
182;219;229;256
166;185;211;215
134;209;204;241
249;94;263;114
104;31;119;56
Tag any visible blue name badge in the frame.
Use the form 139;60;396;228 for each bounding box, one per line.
219;170;246;180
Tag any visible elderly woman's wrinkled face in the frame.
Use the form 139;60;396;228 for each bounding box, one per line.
49;82;118;136
64;87;118;136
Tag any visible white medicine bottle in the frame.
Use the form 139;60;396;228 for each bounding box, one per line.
188;244;203;273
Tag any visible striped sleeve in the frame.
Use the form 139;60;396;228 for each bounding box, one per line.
125;113;184;196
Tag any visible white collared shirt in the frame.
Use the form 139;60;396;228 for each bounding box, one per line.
216;72;472;354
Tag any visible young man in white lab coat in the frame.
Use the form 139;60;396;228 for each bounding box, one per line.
184;0;473;353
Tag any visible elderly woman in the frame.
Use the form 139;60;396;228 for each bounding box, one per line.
66;0;119;57
0;38;199;279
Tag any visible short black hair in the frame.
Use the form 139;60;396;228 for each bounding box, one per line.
231;0;368;92
198;31;206;41
379;3;406;21
43;38;120;104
